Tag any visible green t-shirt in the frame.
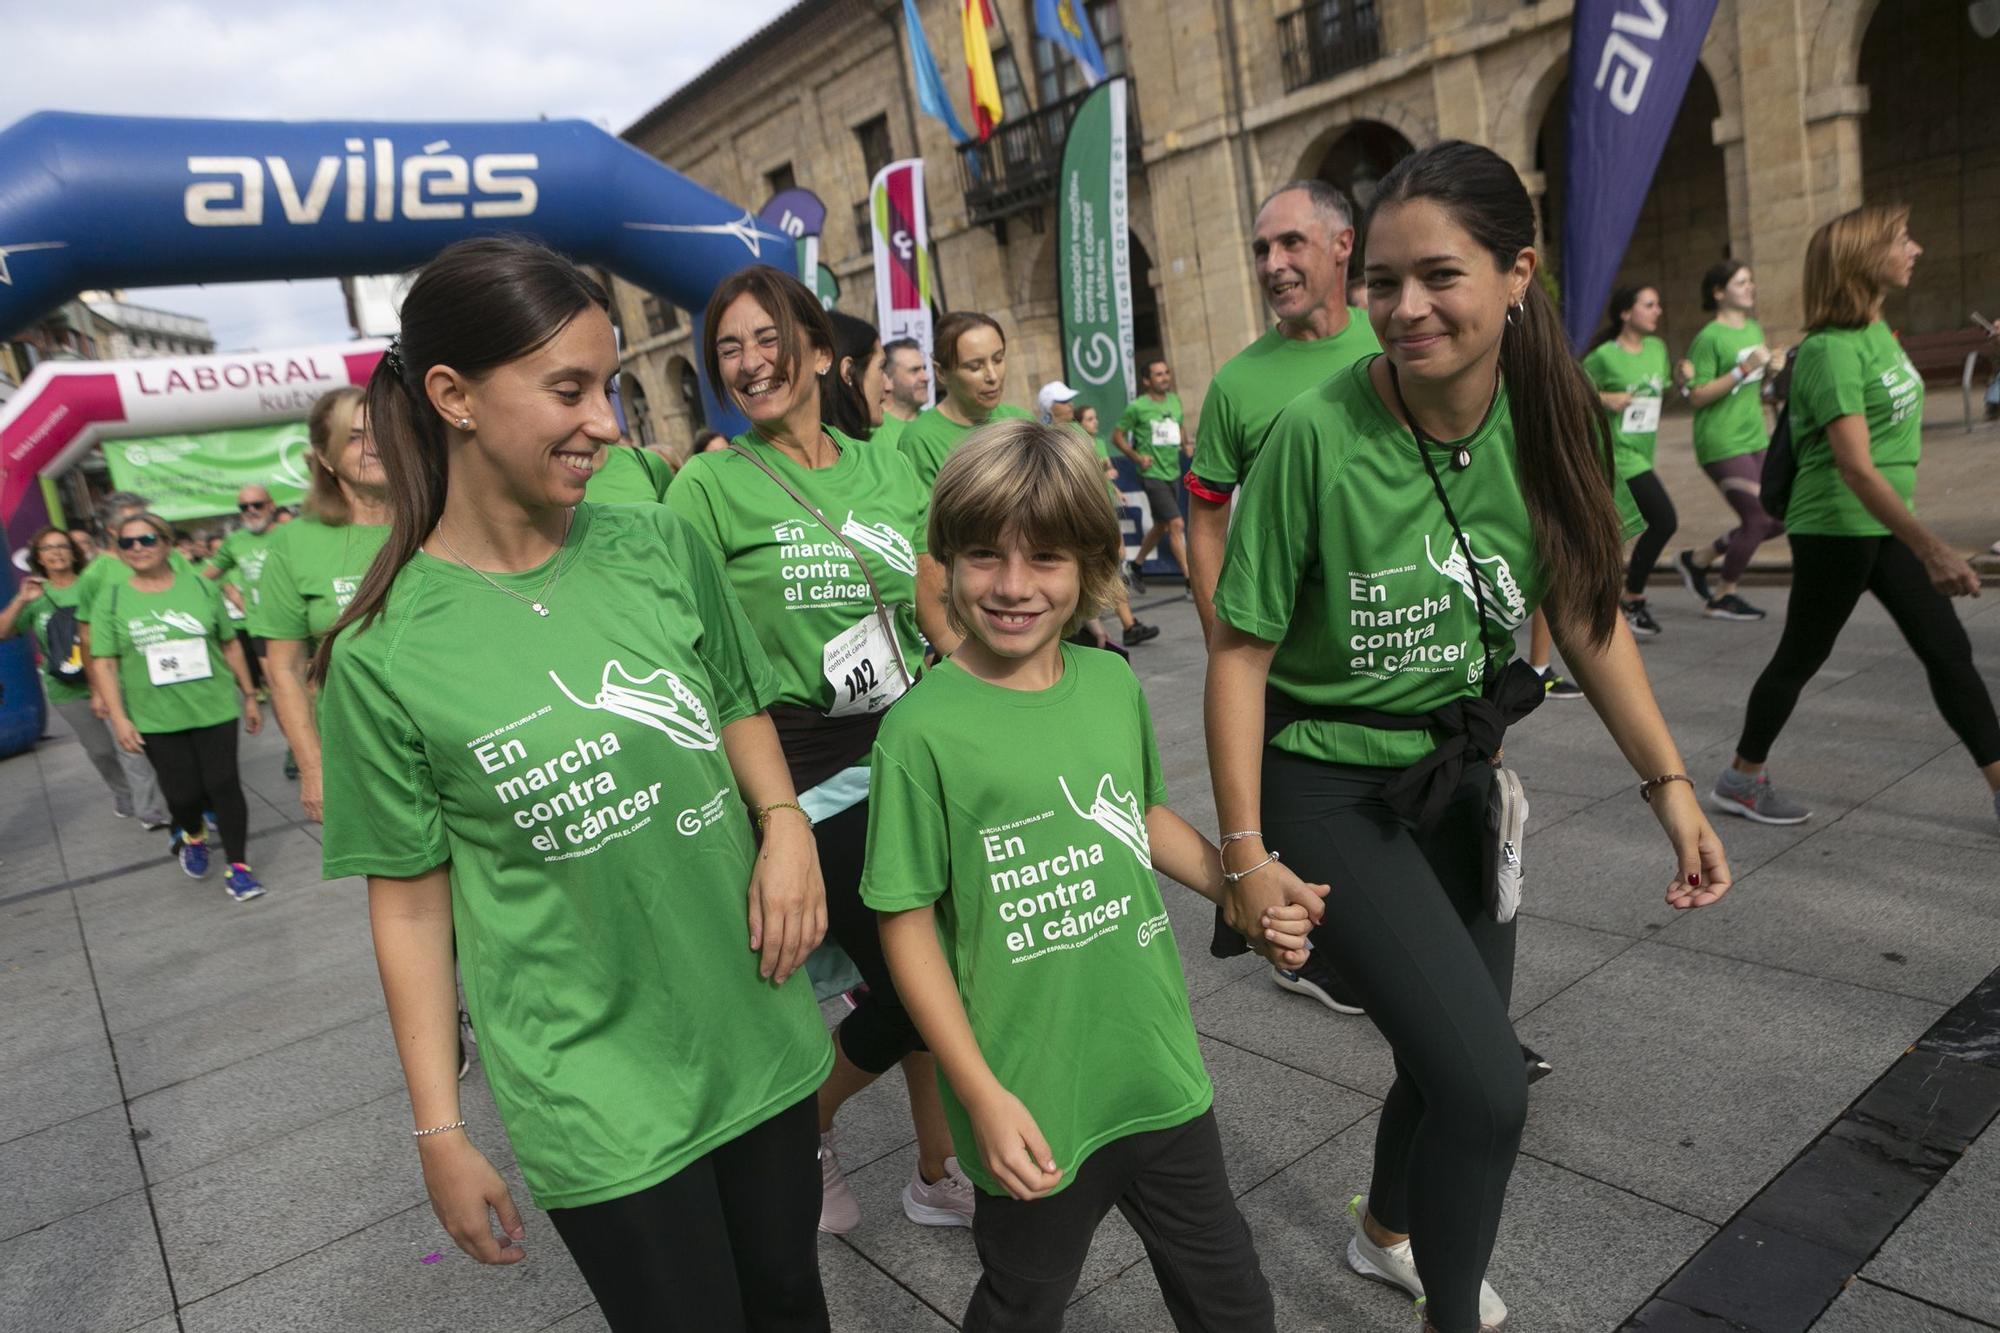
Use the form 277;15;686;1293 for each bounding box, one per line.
250;517;390;643
205;526;277;608
870;414;909;455
1785;321;1924;537
317;503;831;1210
74;548;196;626
1581;336;1670;478
1188;314;1381;492
897;403;1034;496
1216;358;1547;768
860;644;1211;1197
1116;393;1187;481
89;570;241;735
582;444;675;505
1688;318;1770;464
21;579;91;704
665;427;928;718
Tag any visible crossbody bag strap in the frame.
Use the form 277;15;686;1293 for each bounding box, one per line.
727;441;917;691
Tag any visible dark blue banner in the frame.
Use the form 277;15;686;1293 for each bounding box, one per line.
1562;0;1718;350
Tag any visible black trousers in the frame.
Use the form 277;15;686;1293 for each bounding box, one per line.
963;1109;1273;1333
142;719;249;863
1737;533;2000;766
1264;752;1523;1333
1624;469;1679;597
818;797;925;1074
546;1095;828;1333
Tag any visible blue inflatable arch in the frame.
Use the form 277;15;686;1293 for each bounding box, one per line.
0;110;777;757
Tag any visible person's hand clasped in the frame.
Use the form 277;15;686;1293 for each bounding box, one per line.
1650;782;1732;910
966;1083;1063;1201
1222;842;1329;968
746;811;826;985
418;1133;527;1265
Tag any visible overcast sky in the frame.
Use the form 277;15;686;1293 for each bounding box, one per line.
2;1;798;351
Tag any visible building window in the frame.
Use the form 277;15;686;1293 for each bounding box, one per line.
988;31;1033;122
1031;1;1126;104
641;294;679;339
855;115;895;184
766;162;798;197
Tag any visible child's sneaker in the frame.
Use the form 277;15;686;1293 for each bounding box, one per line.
1348;1196;1507;1325
818;1130;861;1234
224;863;264;902
902;1156;975;1228
175;836;211;879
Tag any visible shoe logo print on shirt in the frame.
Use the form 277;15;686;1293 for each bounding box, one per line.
1422;533;1528;629
839;512;917;578
154;609;207;637
1059;773;1152;869
549;660;719;751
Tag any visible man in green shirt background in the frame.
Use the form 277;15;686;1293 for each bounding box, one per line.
1113;357;1192;588
873;337;930;454
204;484;280;697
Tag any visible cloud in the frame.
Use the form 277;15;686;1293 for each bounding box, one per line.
2;0;797;350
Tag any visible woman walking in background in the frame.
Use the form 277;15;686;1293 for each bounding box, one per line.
1583;286;1676;637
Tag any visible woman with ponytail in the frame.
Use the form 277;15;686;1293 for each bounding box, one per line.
313;238;833;1332
254;386;390;817
1205;141;1733;1333
1582;285;1677;637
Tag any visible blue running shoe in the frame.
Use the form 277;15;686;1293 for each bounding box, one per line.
176;837;211;879
225;864;264;902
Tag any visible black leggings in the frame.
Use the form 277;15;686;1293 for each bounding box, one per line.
547;1095;828;1333
142;719;249;863
818;796;925;1074
1624;470;1679;597
1737;533;2000;767
1264;751;1523;1333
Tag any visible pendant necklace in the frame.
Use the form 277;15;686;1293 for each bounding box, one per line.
433;508;575;617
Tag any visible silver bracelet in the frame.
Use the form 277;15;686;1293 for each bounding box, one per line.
1222;849;1281;884
1220;830;1262;844
412;1119;466;1139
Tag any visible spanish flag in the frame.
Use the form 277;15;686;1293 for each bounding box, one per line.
964;0;1004;141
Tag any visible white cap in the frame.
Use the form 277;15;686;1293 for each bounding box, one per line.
1036;380;1081;419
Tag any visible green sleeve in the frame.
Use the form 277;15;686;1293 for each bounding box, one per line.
318;629;449;880
1212;408;1322;643
661;461;730;569
1188;385;1240;485
252;531;307;641
204;577;238;643
667;512;778;728
89;584;125;658
74;560;109;625
1789;335;1865;435
858;742;950;913
207;537;238;579
1115;400;1142;434
1579;344;1613;391
1688;327;1723;386
636;447;676;501
1133;671;1168;809
889;451;930;557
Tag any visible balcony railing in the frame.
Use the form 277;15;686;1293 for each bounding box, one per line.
956;83;1142;228
1277;0;1383;94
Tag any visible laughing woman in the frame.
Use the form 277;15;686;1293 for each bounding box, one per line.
314;238;832;1333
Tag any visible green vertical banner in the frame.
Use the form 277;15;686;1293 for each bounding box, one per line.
101;423;311;521
1058;77;1135;434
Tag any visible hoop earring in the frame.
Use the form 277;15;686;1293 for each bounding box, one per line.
1505;302;1522;327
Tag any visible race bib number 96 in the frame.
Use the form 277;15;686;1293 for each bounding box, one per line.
143;638;214;687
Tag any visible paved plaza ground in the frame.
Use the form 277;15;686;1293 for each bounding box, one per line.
5;555;2000;1331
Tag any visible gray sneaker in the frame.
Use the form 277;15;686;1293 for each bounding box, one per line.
1710;770;1812;825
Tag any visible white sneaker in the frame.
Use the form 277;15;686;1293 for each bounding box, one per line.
901;1155;975;1227
818;1130;861;1234
1346;1195;1506;1327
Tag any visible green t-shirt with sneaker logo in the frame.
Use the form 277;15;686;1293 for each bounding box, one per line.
250;517;390;643
1688;318;1770;465
1785;321;1925;538
205;527;277;609
582;444;675;505
317;503;831;1211
666;427;927;720
860;644;1211;1197
90;570;241;734
1189;315;1381;493
1116;393;1187;481
22;579;92;704
1581;336;1670;478
74;548;197;626
896;404;1034;497
1216;357;1549;769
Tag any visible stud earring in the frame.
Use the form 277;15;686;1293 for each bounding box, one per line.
457;417;472;430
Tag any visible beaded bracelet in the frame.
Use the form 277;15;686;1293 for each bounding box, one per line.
1639;773;1693;803
1222;849;1281;884
756;800;812;831
412;1119;466;1139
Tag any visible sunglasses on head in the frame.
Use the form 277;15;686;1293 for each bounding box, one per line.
239;500;270;512
118;534;161;550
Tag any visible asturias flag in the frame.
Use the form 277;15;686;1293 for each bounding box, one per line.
964;0;1004;141
1034;0;1107;87
901;0;973;145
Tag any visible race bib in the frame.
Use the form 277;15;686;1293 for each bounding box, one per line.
822;614;908;718
1150;418;1182;448
1621;397;1662;434
143;638;214;687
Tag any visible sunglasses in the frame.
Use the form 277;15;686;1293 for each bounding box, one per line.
117;534;162;550
238;501;271;512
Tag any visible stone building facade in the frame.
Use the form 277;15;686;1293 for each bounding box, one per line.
612;0;1992;457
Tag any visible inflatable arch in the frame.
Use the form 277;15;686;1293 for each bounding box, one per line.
0;109;788;756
